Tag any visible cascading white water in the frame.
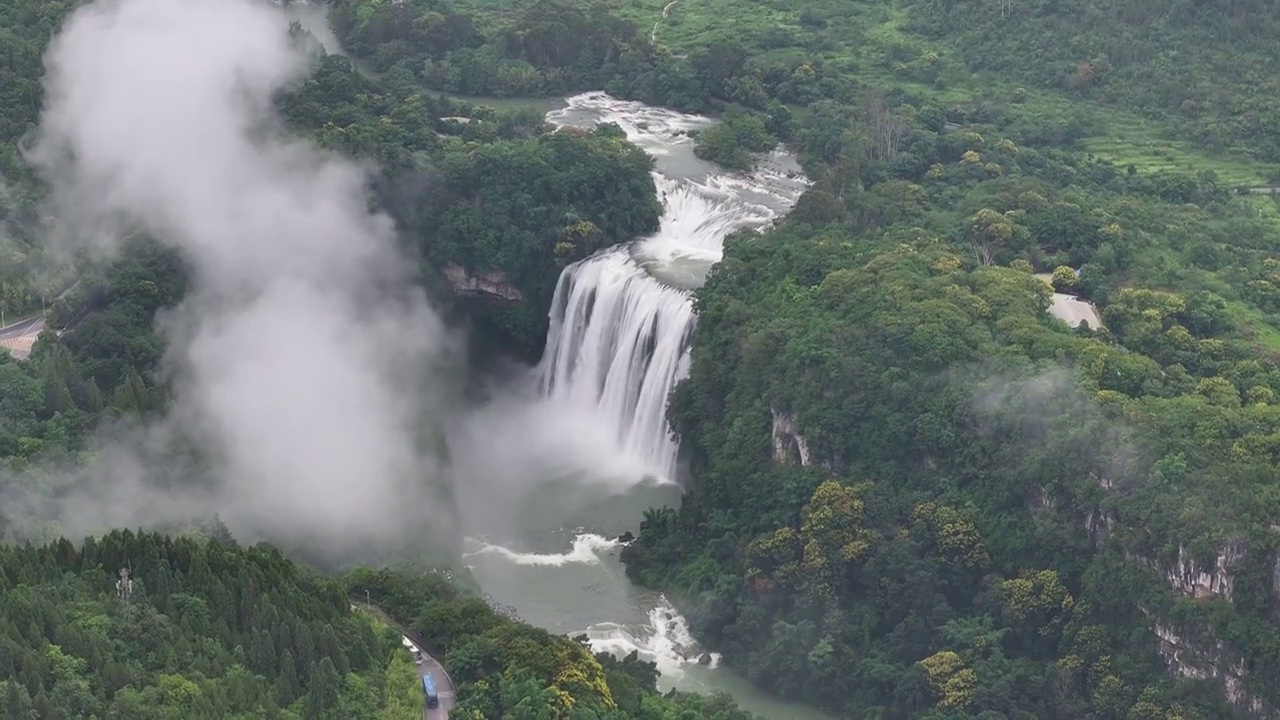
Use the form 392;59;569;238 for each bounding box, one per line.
536;92;808;482
581;596;723;678
537;250;695;480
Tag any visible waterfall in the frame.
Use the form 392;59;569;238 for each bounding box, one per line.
537;247;694;481
535;92;808;482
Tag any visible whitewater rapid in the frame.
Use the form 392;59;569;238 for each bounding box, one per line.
536;92;808;482
464;532;722;676
583;598;724;676
466;532;621;567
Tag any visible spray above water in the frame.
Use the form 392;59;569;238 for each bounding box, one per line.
464;533;621;567
23;0;455;550
581;599;723;679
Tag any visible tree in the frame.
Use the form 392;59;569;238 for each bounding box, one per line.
1;680;37;720
918;650;976;710
968;208;1015;266
798;480;876;605
304;658;341;716
999;570;1074;652
277;650;300;707
868;93;906;161
1050;265;1078;292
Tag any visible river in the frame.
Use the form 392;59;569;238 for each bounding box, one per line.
282;3;825;713
447;93;826;719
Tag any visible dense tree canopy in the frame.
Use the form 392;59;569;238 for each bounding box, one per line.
5;0;1280;719
0;2;748;718
0;529;414;719
279;49;662;359
604;28;1280;718
903;0;1280;163
0;531;760;719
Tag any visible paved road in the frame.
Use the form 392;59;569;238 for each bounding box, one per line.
402;636;456;720
1033;273;1104;329
0;315;46;359
351;602;456;719
0;314;44;339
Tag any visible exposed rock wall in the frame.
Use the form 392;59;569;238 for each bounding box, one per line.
1153;621;1277;719
443;263;524;303
1162;542;1246;601
1053;467;1275;714
770;407;812;466
1083;508;1115;546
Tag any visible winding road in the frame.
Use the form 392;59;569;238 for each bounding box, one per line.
0;314;47;360
351;601;456;719
651;0;679;43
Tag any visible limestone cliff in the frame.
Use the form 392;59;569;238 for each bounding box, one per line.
442;263;525;303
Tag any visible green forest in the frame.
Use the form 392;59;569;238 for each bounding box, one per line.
0;530;759;719
3;0;1280;718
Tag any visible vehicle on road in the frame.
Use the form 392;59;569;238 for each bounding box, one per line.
422;674;439;709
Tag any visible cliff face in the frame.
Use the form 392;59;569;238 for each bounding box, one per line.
1136;540;1278;717
770;407;813;466
442;263;525;303
1083;508;1115;545
1161;543;1245;601
433;263;545;365
1077;468;1279;714
1152;619;1277;720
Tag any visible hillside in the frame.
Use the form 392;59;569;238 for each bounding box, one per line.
4;0;1280;719
325;0;1280;343
312;0;1280;717
0;1;756;719
0;531;762;719
0;529;422;719
902;0;1280;164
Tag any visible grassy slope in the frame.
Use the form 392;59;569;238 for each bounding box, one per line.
454;0;1278;187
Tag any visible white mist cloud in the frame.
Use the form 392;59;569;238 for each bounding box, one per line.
447;388;660;535
25;0;457;550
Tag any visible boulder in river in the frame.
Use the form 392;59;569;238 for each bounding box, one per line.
618;531;635;543
698;653;712;665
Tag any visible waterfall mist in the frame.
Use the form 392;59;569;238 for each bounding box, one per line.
13;0;459;556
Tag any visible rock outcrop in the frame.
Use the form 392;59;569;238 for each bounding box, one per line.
770;407;812;466
1162;542;1246;601
1075;465;1279;714
1152;620;1277;719
1083;508;1115;546
443;263;524;303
